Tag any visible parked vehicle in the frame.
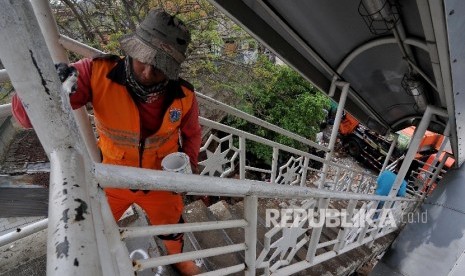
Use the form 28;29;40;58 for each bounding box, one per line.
338;112;403;171
338;113;453;178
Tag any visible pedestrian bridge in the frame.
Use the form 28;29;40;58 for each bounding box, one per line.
0;0;464;275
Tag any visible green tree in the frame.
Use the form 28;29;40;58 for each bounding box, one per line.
226;57;330;164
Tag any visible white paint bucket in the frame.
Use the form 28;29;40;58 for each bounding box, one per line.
161;152;192;174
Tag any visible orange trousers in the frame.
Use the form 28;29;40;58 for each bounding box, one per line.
105;188;184;237
105;189;202;275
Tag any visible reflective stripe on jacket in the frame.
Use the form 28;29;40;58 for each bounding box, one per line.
91;59;195;169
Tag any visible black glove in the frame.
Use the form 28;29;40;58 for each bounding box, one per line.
55;63;78;93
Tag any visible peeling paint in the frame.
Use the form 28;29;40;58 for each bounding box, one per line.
73;184;80;187
28;50;50;95
61;208;69;223
56;236;69;259
132;260;141;270
74;198;88;221
63;188;68;195
16;228;21;233
74;258;79;266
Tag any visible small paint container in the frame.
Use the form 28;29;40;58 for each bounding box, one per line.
161;152;192;174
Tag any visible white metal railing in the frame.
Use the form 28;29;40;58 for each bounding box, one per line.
196;92;329;153
95;163;417;274
0;69;8;82
405;153;452;198
0;103;12;119
0;218;48;247
0;1;432;275
198;117;379;193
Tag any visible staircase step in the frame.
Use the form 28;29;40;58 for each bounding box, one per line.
119;205;177;276
183;200;243;272
0;116;17;162
0;227;46;275
0;187;48;217
208;200;244;246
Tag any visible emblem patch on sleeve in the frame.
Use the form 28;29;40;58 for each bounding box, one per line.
169;108;182;122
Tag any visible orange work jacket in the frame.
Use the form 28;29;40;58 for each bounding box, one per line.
90;58;195;169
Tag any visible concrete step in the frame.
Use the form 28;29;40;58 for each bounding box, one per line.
0;116;17;162
0;187;48;217
119;205;177;276
183;200;243;272
0;226;46;276
207;200;246;276
208;200;244;246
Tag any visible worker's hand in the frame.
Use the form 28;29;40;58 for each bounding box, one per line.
55;63;78;94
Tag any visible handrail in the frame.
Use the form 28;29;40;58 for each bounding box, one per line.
200;117;377;179
120;220;248;239
197;264;245;276
0;103;12;119
95;163;417;202
0;69;8;83
0;218;48;247
134;243;247;271
59;35;104;58
196;92;329;152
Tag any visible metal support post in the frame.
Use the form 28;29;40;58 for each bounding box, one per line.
423;152;452;196
271;148;279;183
0;69;8;83
240;136;246;180
388;105;448;197
30;0;101;162
357;200;379;244
244;196;258;276
333;199;357;252
306;198;330;262
300;157;310;187
0;0;87;157
97;189;133;275
319;80;350;188
48;148;102;275
380;133;399;173
0;2;107;274
0;103;12;119
427;122;450;172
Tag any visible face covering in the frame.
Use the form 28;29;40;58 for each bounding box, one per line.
125;57;168;103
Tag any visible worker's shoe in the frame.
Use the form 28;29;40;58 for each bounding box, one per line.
163;238;201;275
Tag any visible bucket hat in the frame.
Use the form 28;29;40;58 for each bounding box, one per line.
120;9;190;80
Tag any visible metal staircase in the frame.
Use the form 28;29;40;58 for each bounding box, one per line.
0;0;451;275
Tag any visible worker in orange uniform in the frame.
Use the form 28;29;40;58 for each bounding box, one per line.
12;8;201;275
